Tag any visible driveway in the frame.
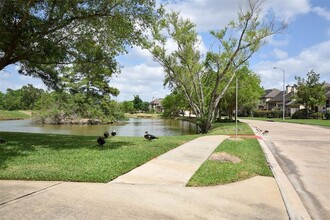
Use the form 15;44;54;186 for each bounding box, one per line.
242;119;330;219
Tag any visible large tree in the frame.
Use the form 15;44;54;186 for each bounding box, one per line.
148;0;286;133
294;70;326;115
218;66;263;120
0;0;158;94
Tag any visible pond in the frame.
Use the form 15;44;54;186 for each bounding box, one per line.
0;118;197;137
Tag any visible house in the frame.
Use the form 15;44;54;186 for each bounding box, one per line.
266;85;301;116
149;98;164;113
260;83;330;116
258;88;281;110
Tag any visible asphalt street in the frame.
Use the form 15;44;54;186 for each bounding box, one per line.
242;119;330;220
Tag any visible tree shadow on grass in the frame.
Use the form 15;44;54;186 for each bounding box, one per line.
0;132;138;168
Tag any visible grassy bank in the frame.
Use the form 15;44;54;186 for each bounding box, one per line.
0;120;271;185
0;132;197;182
242;117;330;127
124;113;162;118
0;110;31;120
187;122;272;186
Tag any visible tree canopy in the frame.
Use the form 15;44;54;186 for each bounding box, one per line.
0;0;159;94
147;0;287;133
294;70;326;114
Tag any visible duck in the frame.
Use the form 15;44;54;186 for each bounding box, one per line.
97;136;106;146
104;131;110;138
262;130;269;135
144;131;158;141
111;130;116;136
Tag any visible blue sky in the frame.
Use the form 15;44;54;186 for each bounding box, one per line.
1;0;330;102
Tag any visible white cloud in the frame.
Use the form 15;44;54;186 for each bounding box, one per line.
253;40;330;89
273;48;288;59
165;0;311;32
312;6;330;21
166;0;241;32
111;63;169;101
264;0;311;22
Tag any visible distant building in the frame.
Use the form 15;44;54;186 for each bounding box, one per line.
259;83;330;116
149;98;164;113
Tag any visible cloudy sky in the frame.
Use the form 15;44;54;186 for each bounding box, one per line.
1;0;330;102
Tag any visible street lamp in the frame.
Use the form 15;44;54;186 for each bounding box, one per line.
273;67;286;120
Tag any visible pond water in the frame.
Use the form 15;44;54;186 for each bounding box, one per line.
0;118;197;137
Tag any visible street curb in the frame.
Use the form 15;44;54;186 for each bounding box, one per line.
251;127;312;220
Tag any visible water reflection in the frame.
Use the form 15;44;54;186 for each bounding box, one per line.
0;118;197;136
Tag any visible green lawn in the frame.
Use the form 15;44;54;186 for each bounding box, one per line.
187;138;272;186
242;117;330;127
0;110;31;120
0;121;271;185
0;132;196;182
187;122;272;186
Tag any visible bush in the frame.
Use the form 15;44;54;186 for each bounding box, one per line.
310;112;323;119
325;110;330;120
291;109;313;119
253;110;271;118
253;110;283;118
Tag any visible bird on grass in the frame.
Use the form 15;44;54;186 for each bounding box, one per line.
144;131;158;141
104;131;110;138
111;130;116;136
0;138;6;144
97;136;106;146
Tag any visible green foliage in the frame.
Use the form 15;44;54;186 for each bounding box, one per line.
0;84;45;110
162;92;188;117
326;110;330;120
252;110;283;118
147;1;286;133
121;101;135;113
33;91;125;124
0;0;159;91
294;70;326;113
218;66;263;119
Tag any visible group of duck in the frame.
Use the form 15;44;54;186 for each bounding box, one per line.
97;130;158;146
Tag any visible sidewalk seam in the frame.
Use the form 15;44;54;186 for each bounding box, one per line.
0;182;62;207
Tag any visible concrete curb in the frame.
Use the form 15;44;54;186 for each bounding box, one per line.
250;127;311;220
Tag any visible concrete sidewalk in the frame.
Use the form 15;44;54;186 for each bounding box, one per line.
111;135;228;186
0;135;289;219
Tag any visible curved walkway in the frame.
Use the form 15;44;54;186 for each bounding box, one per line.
111;135;227;186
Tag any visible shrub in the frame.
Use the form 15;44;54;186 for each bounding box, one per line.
291;109;313;119
310;112;323;119
325;110;330;120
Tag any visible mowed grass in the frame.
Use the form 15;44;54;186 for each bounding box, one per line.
0;110;31;120
188;121;272;186
0;132;197;182
243;117;330;127
187;138;272;186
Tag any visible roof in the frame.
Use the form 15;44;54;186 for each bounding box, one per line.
268;91;284;102
268;91;294;103
149;98;163;105
263;88;281;98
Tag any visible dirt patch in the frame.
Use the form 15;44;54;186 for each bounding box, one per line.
209;152;241;164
